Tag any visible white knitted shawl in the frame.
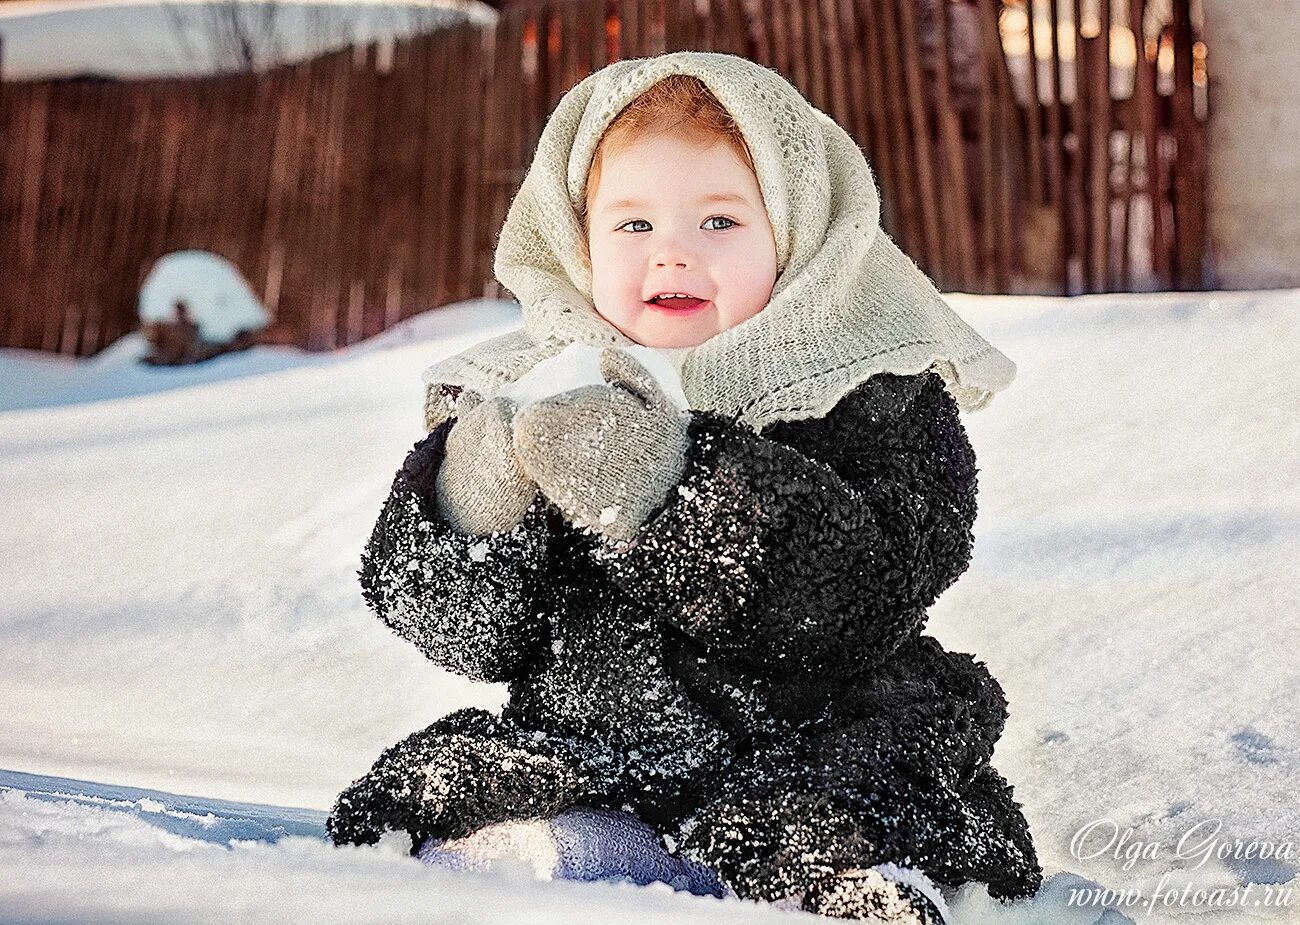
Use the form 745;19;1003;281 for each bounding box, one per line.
422;50;1015;433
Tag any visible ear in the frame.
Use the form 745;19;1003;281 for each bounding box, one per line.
598;348;667;412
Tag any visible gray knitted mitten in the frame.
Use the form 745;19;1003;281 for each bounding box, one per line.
512;348;689;544
434;391;539;537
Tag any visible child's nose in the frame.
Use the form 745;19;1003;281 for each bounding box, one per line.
651;233;697;269
652;246;695;269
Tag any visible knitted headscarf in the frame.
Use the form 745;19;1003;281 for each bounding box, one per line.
422;51;1015;433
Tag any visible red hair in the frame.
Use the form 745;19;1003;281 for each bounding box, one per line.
580;75;756;245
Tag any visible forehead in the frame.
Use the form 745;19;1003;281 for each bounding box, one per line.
602;191;753;211
590;133;761;211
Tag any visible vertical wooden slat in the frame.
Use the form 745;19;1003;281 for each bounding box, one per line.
650;0;668;54
619;0;643;56
970;3;996;292
417;33;447;308
4;87;25;344
713;0;748;56
546;2;566;107
894;0;944;279
1045;0;1069;291
1169;0;1203;289
1131;0;1165;286
86;86;134;353
1116;128;1134;289
743;0;773;64
32;83;63;350
383;36;419;323
661;0;681;52
16;85;49;347
864;0;923;257
817;0;851;135
297;57;323;349
338;45;369;346
1068;0;1090;292
483;9;522;298
270;63;307;324
475;18;499;297
459;26;488;301
1023;0;1046;204
594;0;613;67
571;0;590;84
972;0;1022;292
934;0;978;284
324;49;352;349
763;0;792;82
1088;0;1112;291
782;0;810;96
524;5;546;167
696;0;716;50
842;0;894;235
800;0;828;113
831;0;869;149
39;91;76;349
46;84;90;350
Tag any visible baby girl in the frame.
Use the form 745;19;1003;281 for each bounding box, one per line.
328;52;1042;924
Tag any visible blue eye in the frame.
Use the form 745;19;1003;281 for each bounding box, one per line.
616;216;738;233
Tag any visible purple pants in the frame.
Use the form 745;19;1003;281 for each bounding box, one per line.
417;805;732;899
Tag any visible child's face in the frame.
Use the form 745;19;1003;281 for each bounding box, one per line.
585;131;778;349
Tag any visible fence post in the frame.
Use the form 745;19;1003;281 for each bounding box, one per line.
1170;0;1205;289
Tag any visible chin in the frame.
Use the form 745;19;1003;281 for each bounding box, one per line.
594;304;719;349
637;326;715;349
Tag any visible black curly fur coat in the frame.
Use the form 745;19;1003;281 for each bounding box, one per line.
328;368;1043;904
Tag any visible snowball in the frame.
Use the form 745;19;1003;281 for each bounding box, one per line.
598;505;621;526
374;828;413;856
496;343;689;412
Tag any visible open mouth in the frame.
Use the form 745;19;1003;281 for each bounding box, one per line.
645;293;711;313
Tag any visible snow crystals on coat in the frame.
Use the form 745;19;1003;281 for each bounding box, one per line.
329;369;1043;907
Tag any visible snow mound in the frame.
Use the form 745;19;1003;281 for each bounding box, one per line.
138;250;269;343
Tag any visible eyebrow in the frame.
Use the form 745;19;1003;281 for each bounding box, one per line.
600;192;754;212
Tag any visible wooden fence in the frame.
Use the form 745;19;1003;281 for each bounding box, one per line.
0;0;1207;357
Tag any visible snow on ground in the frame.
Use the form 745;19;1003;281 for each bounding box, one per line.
0;770;800;925
0;298;522;810
2;290;1297;923
0;764;1113;925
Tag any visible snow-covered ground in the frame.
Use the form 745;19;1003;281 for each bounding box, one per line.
2;291;1297;923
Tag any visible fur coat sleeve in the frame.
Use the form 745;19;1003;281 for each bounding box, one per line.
357;421;551;683
599;369;979;676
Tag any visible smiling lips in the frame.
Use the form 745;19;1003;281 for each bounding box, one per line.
645;294;711;314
